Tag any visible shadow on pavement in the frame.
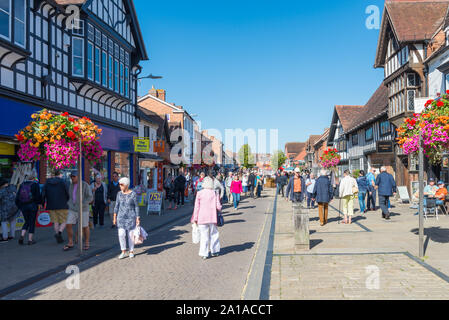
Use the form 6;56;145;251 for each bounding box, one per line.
143;242;186;255
411;227;449;255
224;212;244;217
224;219;246;225
310;239;323;249
220;242;254;256
239;206;256;210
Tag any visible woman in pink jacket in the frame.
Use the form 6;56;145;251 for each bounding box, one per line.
230;175;243;210
191;177;222;260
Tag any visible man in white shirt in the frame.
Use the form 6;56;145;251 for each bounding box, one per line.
306;173;316;209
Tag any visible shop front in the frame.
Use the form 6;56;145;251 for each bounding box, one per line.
138;154;164;191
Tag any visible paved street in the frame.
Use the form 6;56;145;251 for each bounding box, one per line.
270;194;449;300
2;191;273;300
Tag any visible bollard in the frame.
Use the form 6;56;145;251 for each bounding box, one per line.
293;203;310;250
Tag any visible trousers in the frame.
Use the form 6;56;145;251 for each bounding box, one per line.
93;203;106;226
318;203;328;225
379;195;390;216
198;223;220;257
367;189;376;210
342;195;354;216
1;217;16;239
118;228;135;252
307;192;315;208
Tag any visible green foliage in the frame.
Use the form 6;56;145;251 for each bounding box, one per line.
352;169;361;179
238;144;255;169
271;150;287;171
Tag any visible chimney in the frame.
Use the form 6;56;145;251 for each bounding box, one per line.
157;89;166;101
148;85;157;98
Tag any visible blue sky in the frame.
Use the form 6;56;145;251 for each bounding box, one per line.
135;0;386;153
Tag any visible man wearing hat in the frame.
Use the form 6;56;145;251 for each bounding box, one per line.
285;167;306;203
435;181;448;207
424;178;438;199
64;171;93;251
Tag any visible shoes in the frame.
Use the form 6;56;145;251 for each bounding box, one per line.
55;233;64;244
7;237;13;240
212;253;219;257
202;256;208;260
129;252;135;258
18;236;24;245
0;238;8;243
118;252;127;260
28;240;36;245
111;225;116;229
385;215;391;220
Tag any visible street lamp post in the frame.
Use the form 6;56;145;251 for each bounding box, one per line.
78;139;83;257
418;131;424;258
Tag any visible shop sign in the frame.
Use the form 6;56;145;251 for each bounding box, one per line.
147;191;163;215
0;142;15;156
134;138;150;153
154;141;165;153
36;210;53;228
377;141;393;154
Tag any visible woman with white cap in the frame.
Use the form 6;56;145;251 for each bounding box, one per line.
191;177;222;260
113;177;140;259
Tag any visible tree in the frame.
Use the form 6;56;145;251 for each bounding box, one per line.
238;144;255;169
271;150;287;171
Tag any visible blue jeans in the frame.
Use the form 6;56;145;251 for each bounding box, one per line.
358;192;367;213
233;193;241;208
307;192;315;208
367;190;376;210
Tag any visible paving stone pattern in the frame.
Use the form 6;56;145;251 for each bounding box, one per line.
270;195;449;300
3;192;272;300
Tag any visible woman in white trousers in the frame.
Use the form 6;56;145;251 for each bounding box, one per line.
191;177;222;260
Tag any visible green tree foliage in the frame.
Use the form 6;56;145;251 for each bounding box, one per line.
238;144;255;169
271;150;287;171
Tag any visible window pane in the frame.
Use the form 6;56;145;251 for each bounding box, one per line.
114;60;118;92
102;51;107;86
87;42;93;80
14;18;24;45
73;57;83;76
0;9;9;38
109;55;113;89
14;0;24;21
95;47;100;82
0;0;9;12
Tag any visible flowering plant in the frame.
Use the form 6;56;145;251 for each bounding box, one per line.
319;148;341;168
15;110;103;169
397;91;449;164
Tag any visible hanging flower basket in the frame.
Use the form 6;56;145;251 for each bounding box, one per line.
397;92;449;165
15;109;103;169
319;148;341;168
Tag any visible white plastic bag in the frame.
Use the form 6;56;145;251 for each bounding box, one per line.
192;223;200;244
132;226;147;245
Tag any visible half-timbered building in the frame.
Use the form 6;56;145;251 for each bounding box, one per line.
0;0;148;185
374;0;449;190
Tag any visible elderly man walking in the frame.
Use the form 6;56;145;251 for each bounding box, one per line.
375;167;397;220
339;170;358;225
312;170;334;226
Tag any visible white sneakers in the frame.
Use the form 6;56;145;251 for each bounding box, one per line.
118;252;135;259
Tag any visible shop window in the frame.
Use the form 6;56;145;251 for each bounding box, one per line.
352;134;358;146
91;151;108;184
365;127;373;142
380;121;391;136
114;152;130;178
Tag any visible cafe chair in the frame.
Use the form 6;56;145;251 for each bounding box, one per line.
424;197;438;221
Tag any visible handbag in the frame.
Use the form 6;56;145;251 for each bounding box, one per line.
192;223;200;244
217;211;224;227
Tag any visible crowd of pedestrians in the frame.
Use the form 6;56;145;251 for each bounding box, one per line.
275;165;398;225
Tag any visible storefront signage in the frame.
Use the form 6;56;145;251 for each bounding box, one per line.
0;142;15;156
147;191;163;215
134;138;150;153
377;141;393;154
154;141;165;153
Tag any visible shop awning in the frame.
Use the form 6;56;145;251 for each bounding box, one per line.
137;153;164;162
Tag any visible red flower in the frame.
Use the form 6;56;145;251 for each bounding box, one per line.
15;134;24;142
425;100;433;107
437;101;445;107
67;131;75;138
446;90;449;95
409;119;416;126
74;126;80;132
62;112;69;117
61;124;66;129
68;117;75;122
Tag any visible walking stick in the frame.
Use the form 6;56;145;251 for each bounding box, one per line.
338;196;341;224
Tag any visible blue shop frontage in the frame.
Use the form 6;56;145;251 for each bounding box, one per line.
0;96;138;187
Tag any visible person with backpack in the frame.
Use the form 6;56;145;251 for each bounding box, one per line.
42;170;70;244
0;178;19;242
163;173;173;200
15;170;41;245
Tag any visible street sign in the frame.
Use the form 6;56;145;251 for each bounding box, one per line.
147;191;163;216
377;141;393;154
134;138;150;153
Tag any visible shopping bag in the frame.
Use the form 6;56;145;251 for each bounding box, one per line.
36;210;53;228
132;226;147;245
192;223;200;244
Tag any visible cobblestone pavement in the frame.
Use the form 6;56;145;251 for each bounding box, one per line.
270;195;449;300
3;191;273;300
